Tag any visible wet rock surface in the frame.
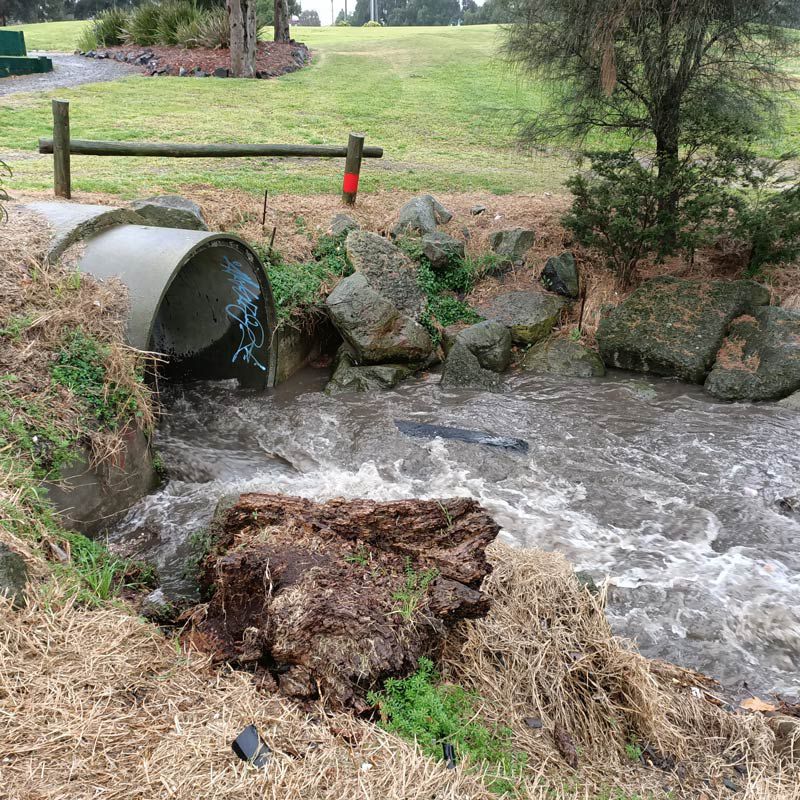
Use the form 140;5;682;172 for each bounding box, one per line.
521;337;606;378
449;320;512;373
345;230;426;318
186;493;498;711
597;277;770;383
326;273;434;364
705;307;800;402
325;345;413;394
478;290;567;345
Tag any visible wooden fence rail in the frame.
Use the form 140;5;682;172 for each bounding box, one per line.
41;100;382;204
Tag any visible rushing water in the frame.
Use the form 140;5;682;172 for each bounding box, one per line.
110;368;800;695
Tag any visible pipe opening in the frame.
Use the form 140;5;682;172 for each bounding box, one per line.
151;239;275;387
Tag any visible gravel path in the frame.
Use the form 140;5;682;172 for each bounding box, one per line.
0;53;139;97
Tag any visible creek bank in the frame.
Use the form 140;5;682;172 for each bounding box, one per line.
185;492;498;711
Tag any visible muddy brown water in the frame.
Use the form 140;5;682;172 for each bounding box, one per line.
110;368;800;696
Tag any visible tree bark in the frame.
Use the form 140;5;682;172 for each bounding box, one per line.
227;0;257;79
185;493;498;711
274;0;290;43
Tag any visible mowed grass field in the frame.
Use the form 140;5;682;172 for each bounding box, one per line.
1;20;799;200
1;22;569;198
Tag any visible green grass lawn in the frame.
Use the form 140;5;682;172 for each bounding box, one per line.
1;21;798;200
1;23;568;198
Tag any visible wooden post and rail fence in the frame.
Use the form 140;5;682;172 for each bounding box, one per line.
41;100;381;205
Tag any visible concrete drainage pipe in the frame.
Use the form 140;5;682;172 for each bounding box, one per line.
29;203;278;387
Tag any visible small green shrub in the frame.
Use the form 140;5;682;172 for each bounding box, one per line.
564;150;733;286
363;19;382;26
51;329;139;429
156;0;199;46
728;154;800;274
397;238;484;330
368;658;526;794
391;558;438;620
189;7;233;49
78;7;128;49
258;232;353;323
336;19;351;26
55;530;155;607
125;1;162;46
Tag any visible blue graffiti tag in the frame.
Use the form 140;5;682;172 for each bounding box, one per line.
221;256;267;372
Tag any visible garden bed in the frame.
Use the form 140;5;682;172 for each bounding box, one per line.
81;40;310;79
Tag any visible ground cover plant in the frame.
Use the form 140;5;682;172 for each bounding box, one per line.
0;206;156;606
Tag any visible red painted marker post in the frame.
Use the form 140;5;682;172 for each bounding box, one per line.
342;132;365;206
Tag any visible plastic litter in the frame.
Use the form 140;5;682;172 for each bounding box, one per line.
231;724;271;768
442;742;457;769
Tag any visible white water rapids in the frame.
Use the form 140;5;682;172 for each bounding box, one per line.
110;368;800;696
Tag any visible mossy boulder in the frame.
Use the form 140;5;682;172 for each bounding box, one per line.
441;343;503;391
478;290;567;345
325;345;413;394
326;273;434;364
345;230;425;318
440;321;512;391
489;228;535;262
420;231;465;270
704;307;800;402
597;277;770;383
131;195;208;231
521;338;605;378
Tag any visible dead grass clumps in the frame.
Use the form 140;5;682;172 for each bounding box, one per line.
1;544;797;800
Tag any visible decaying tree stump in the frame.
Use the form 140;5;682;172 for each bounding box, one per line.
185;493;499;711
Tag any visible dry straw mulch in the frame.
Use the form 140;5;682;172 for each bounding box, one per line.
1;543;797;800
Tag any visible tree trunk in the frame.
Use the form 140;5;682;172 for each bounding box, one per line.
227;0;257;78
274;0;290;43
655;117;680;251
185;493;498;711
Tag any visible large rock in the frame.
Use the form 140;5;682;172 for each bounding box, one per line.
704;307;800;402
325;345;413;394
345;230;426;318
597;277;771;383
329;212;359;237
420;231;465;269
452;320;512;373
441;343;503;391
541;252;579;299
391;194;453;237
778;390;800;410
0;544;28;609
521;337;606;378
489;228;535;262
326;273;433;364
478;290;567;345
187;493;498;711
131;195;208;230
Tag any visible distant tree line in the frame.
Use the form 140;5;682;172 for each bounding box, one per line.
336;0;512;26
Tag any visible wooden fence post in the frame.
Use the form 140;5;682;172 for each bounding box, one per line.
342;132;365;206
52;99;71;199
